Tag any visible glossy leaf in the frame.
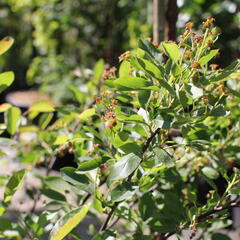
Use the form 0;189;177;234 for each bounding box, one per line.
53;136;69;145
139;39;163;62
29;101;55;112
41;188;66;202
0;206;6;216
202;167;219;179
119;61;132;77
0;36;14;55
4;169;25;204
209;60;240;82
93;59;105;83
107;153;141;184
78;157;109;171
162;42;180;63
6;106;21;135
111;182;135;202
0;71;15;93
44;176;72;194
77;108;95;121
199;49;218;66
135;58;163;79
153;148;174;167
61;167;90;185
49;204;91;240
113;77;151;91
185;83;203;99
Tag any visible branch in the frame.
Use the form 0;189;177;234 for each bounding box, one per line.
100;128;161;232
143;128;160;152
160;198;240;240
99;203;118;231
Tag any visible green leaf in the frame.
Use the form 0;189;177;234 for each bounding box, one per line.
138;39;163;62
209;60;240;82
0;71;15;93
113;132;129;148
113;77;151;91
212;233;231;240
185;83;203;99
119;61;131;77
158;79;176;96
93;59;104;84
41;188;66;202
61;167;90;185
111;182;136;202
199;49;219;66
53;136;69;145
0;206;6;216
78;157;109;171
4;169;25;204
107;153;141;184
201;167;219;179
67;85;84;104
119;142;142;154
77;108;95;121
162;42;180;63
210;105;227;117
178;90;189;108
44;176;72;194
135;58;163;79
153;148;174;167
138;90;151;108
39;112;54;130
49;204;91;240
0;36;14;55
29;101;55;112
6;106;21;135
93;189;103;213
139;193;155;221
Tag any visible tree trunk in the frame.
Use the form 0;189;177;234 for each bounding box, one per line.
153;0;166;43
166;0;178;41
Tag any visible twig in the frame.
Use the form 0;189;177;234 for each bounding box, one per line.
143;128;160;153
159;198;240;240
99;203;118;231
100;128;161;231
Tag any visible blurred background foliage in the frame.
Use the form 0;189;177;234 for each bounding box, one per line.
0;0;239;102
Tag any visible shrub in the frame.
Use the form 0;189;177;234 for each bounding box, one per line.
0;19;240;239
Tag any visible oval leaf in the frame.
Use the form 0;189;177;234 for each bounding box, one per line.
49;204;91;240
29;100;55;112
7;106;21;135
162;42;180;63
0;36;14;55
0;71;15;93
78;157;109;171
113;77;151;91
93;59;105;84
202;167;219;179
107;153;141;185
77;108;95;121
4;169;25;204
199;49;218;67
